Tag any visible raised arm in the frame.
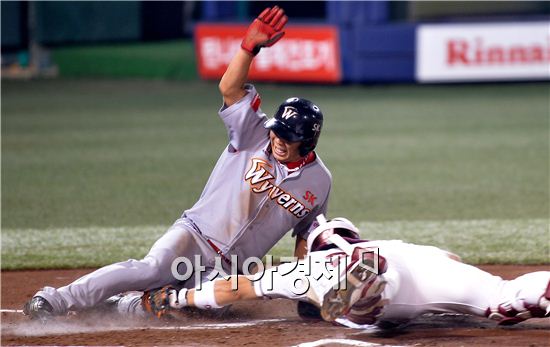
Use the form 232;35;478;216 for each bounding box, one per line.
219;6;288;106
218;50;254;106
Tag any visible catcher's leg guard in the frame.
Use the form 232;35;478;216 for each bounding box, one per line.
321;249;387;322
486;273;550;325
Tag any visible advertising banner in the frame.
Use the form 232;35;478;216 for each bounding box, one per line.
195;24;341;83
416;22;550;82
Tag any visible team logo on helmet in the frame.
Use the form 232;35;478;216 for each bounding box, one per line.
312;123;321;134
281;106;299;120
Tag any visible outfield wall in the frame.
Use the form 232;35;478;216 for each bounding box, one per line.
195;1;549;84
193;19;550;84
3;1;548;83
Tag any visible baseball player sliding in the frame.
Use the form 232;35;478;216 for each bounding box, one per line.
24;6;332;321
142;215;550;328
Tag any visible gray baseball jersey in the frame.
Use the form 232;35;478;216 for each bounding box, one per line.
32;84;331;315
184;84;332;270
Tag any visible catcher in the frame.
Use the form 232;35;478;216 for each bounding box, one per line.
138;215;550;328
24;6;331;321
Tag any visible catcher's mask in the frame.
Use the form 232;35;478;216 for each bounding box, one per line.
264;97;323;157
307;214;361;253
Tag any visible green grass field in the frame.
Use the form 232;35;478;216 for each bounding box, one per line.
2;80;549;268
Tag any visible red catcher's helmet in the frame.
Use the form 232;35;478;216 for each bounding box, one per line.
307;214;361;253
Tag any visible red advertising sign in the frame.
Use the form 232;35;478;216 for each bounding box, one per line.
195;24;341;83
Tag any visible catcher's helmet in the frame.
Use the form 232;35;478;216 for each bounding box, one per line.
307;214;360;253
264;97;323;157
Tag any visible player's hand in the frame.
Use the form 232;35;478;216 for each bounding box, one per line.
241;6;288;56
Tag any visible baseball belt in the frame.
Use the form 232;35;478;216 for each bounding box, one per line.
206;239;232;266
185;217;232;267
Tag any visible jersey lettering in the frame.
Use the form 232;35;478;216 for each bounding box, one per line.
245;158;311;218
303;191;317;206
289;201;305;214
269;186;284;199
244;159;274;184
277;194;291;205
252;181;274;194
283;197;297;208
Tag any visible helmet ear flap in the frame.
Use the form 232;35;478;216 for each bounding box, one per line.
299;139;317;157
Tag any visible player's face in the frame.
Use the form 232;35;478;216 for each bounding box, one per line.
269;131;302;163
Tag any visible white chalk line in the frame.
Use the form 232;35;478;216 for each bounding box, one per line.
294;339;408;347
6;318;288;337
150;318;286;330
1;308;285;327
1;309;24;313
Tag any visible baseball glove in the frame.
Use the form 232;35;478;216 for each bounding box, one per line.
142;286;176;319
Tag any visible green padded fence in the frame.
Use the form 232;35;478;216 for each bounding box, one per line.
51;40;197;80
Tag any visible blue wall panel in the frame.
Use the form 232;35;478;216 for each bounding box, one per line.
201;1;237;22
355;24;416;54
338;27;357;82
352;23;416;82
327;1;389;26
328;1;416;82
359;57;415;82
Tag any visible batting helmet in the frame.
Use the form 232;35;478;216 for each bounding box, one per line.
307;214;361;253
264;97;323;157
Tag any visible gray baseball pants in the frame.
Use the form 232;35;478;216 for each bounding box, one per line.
35;217;221;315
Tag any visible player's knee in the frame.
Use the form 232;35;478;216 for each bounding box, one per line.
120;256;168;285
144;255;177;282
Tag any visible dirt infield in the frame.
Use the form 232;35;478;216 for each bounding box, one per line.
2;265;549;346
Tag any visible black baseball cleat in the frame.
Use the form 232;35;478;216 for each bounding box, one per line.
23;296;54;322
297;301;322;320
